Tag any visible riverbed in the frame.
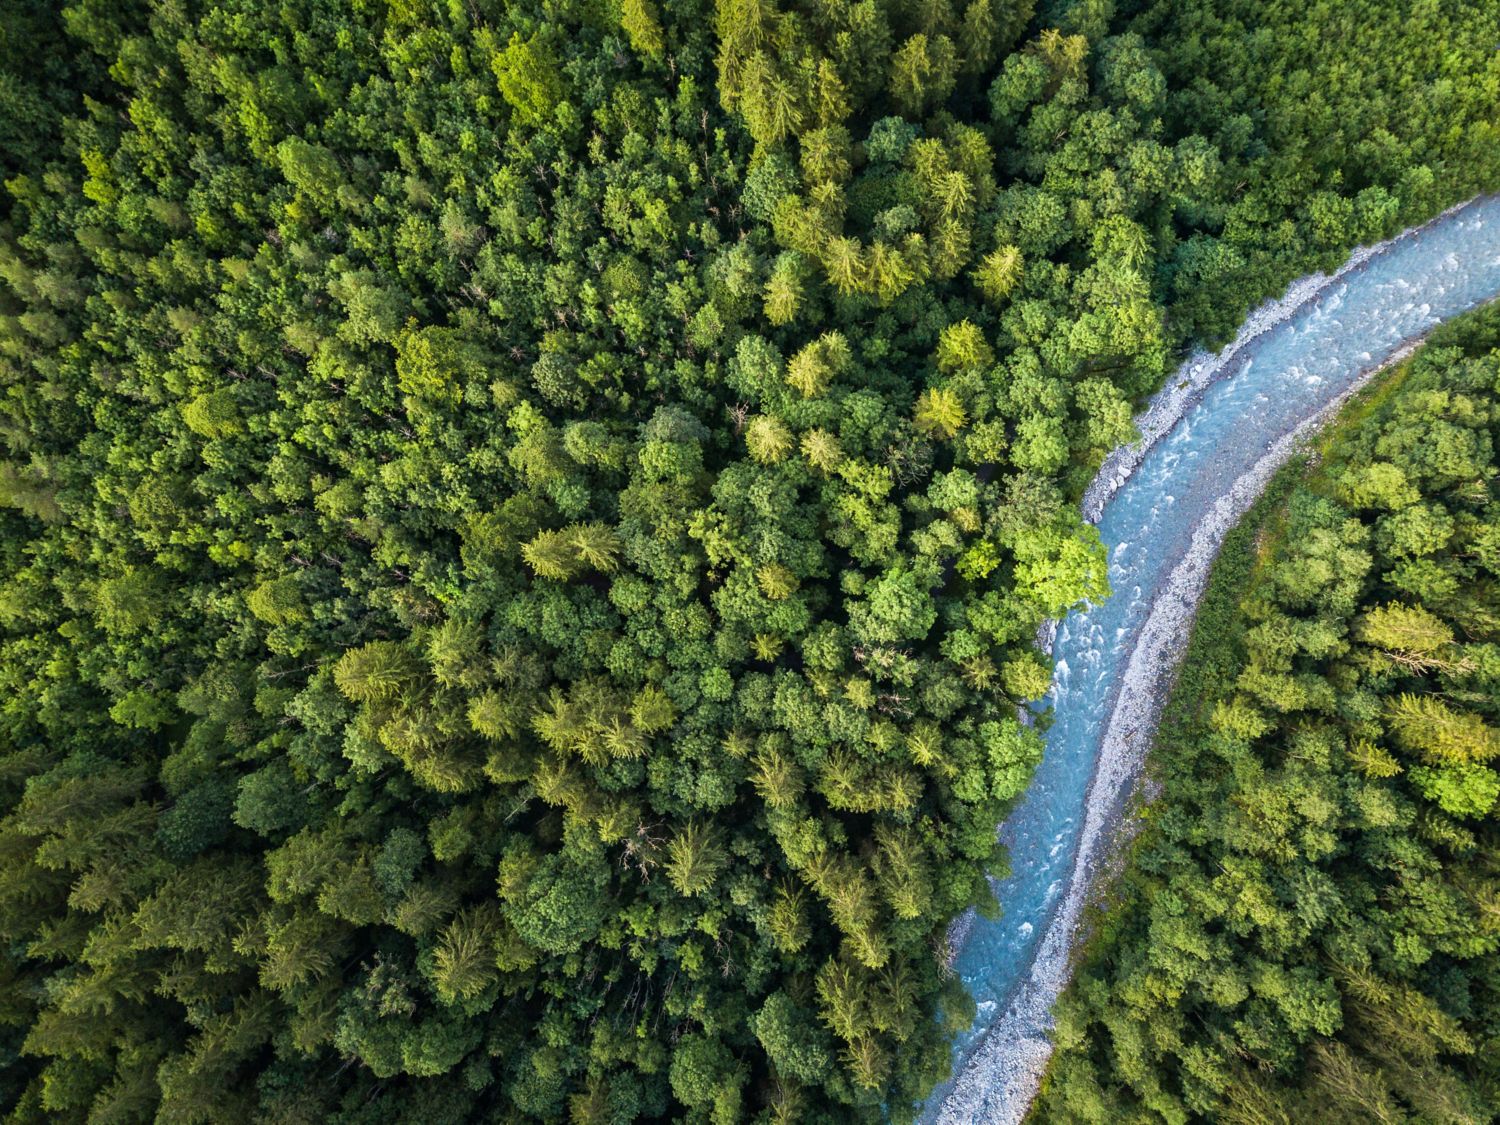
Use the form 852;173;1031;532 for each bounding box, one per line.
923;195;1500;1124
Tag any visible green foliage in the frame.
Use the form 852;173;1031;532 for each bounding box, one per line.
0;0;1496;1120
1038;306;1500;1123
492;30;564;126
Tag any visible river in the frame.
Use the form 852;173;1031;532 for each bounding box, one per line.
923;194;1500;1124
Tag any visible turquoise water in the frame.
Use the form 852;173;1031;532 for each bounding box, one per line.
926;196;1500;1122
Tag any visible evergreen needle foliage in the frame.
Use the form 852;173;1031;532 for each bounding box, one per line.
1038;304;1500;1123
0;0;1496;1120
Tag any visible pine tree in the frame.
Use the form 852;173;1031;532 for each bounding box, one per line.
764;254;805;325
1385;693;1498;763
602;716;648;760
521;528;580;580
768;881;810;954
905;720;942;767
934;319;993;372
756;562;799;600
751;632;784;661
813;58;851;125
822;235;864;296
258;911;340;993
800;126;851;186
746;414;794;463
1307;1041;1399;1123
468;689;526;740
974;244;1023;303
1355;602;1458;671
786;345;829;399
568;522;623;572
334;642;424;704
914;386;967;438
765;72;807;145
426;617;489;689
665;821;726;897
888;33;957;117
867;239;917;303
569;1077;613;1125
815;957;868;1043
751;747;804;809
620;0;665;58
874;824;929;919
631;684;678;733
433;906;501;1003
843;1036;890;1090
800;428;843;473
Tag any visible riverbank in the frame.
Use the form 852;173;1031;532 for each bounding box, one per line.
1082;192;1486;526
1044;344;1425;1077
928;195;1500;1125
941;194;1488;981
939;334;1425;1125
1052;317;1450;987
1030;297;1500;1122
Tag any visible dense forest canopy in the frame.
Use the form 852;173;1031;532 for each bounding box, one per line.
1039;303;1500;1123
0;0;1497;1121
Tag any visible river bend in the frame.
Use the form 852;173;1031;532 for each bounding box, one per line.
925;195;1500;1124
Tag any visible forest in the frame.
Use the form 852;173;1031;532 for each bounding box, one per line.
0;0;1496;1120
1039;303;1500;1123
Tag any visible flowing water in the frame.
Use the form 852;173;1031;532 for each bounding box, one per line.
924;195;1500;1124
